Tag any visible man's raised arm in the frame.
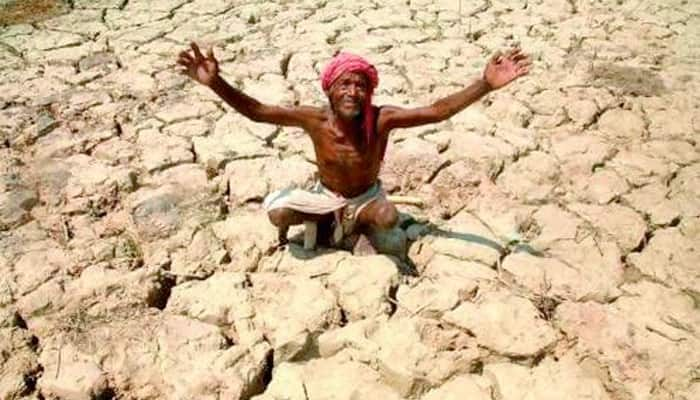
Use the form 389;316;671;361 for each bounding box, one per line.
379;48;531;132
177;42;319;129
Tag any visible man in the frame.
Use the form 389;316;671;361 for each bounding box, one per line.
177;43;530;252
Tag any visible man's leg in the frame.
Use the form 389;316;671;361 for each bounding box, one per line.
356;197;399;230
354;197;399;254
267;208;332;245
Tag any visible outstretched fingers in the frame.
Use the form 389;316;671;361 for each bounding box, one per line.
516;57;532;68
490;50;504;64
178;50;193;60
190;42;205;62
510;50;531;77
177;51;193;65
508;48;529;62
516;61;530;76
176;51;192;73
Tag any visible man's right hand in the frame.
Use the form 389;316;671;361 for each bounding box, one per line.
177;42;219;87
177;43;321;130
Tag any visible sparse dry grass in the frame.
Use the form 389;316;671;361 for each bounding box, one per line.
0;0;67;26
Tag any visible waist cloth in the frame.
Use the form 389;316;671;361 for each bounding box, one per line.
263;180;385;243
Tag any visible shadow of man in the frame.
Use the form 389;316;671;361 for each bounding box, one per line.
284;213;543;277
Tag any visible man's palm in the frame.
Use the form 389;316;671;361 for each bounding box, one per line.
484;48;531;90
177;42;219;86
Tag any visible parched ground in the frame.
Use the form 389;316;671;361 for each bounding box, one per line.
1;0;699;399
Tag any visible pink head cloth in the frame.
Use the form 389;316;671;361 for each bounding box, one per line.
320;52;379;143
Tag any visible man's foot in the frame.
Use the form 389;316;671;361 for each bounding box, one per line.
352;233;379;256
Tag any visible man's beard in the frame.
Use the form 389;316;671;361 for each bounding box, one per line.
331;101;362;120
341;108;361;119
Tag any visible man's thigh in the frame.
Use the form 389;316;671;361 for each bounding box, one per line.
269;207;333;225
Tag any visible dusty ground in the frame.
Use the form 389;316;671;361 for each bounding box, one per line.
1;0;699;399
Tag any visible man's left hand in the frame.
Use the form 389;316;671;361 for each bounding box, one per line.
483;48;531;90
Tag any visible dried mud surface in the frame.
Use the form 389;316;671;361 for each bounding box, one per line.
1;0;699;399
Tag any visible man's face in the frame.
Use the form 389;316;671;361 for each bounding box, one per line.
327;71;369;121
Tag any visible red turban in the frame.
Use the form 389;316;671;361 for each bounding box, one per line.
320;52;379;143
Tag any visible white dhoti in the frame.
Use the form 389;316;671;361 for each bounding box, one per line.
263;181;385;243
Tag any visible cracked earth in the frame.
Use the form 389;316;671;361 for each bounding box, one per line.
1;0;699;399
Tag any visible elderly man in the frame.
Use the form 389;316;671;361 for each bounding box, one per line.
177;43;530;252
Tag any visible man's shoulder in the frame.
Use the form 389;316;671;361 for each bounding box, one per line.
297;105;324;113
375;105;402;117
296;105;327;121
375;105;402;132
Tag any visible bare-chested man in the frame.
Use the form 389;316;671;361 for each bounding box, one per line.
177;43;530;252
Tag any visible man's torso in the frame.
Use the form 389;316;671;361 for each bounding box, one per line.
306;106;389;198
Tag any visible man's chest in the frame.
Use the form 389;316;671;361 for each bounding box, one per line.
313;127;384;169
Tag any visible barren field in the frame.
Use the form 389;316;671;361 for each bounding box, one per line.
1;0;699;399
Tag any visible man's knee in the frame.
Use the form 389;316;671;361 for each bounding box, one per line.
268;208;290;227
373;201;398;230
268;208;327;227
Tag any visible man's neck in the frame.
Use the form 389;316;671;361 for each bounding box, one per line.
331;112;363;135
